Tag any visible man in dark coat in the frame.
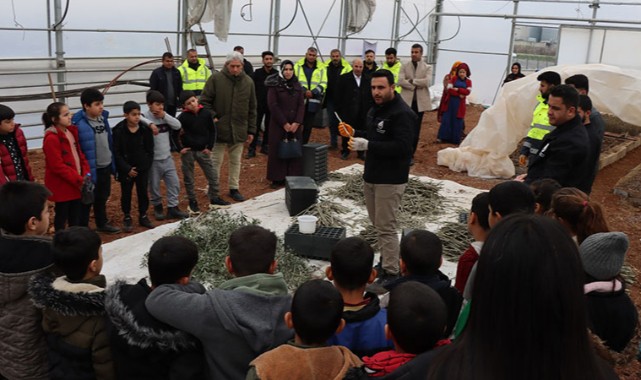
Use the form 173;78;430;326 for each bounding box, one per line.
149;52;182;116
336;58;373;160
525;85;590;192
248;51;278;158
234;46;254;76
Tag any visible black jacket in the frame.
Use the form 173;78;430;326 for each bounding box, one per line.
112;120;154;180
581;109;606;194
336;72;373;130
379;347;444;380
149;66;182;106
105;279;205;380
243;59;254;76
177;107;217;151
363;62;378;78
384;272;463;337
253;67;279;112
355;94;415;184
586;282;638;353
526;114;590;192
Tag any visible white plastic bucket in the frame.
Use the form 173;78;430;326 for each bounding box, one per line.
297;215;318;234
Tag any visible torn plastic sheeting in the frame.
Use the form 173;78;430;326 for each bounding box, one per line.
347;0;376;32
187;0;233;42
437;64;641;179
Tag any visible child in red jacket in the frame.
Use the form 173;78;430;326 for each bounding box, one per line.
0;104;34;185
42;102;90;231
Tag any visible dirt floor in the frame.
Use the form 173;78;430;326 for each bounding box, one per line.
27;104;641;377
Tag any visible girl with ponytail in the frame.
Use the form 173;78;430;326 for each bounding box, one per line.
42;102;90;231
547;187;609;244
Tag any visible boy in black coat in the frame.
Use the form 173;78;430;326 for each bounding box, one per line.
177;90;221;212
112;101;155;232
105;236;206;380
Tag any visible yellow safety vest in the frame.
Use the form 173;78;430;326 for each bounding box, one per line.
527;95;555;141
179;58;211;92
379;61;402;93
294;57;328;93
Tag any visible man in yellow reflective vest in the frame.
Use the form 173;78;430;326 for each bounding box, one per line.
519;71;561;166
325;49;352;150
179;49;211;96
379;47;402;94
295;47;328;144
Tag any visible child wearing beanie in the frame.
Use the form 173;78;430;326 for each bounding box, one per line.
580;232;639;354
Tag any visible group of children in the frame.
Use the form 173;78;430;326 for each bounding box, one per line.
0;87;228;236
2;173;634;379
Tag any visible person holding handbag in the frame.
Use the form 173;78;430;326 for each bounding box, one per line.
265;60;305;188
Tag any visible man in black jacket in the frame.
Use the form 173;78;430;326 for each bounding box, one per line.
248;51;278;158
149;52;182;116
340;69;415;284
524;85;590;192
336;58;373;160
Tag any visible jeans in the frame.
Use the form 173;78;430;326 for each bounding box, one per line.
181;150;219;200
149;156;181;208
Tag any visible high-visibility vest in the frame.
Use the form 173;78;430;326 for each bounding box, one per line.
294;57;328;94
379;61;402;93
179;58;211;92
527;95;555;140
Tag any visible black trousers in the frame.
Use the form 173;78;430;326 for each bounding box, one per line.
54;199;82;231
120;169;150;218
302;110;316;145
411;97;424;156
80;166;112;228
250;108;271;150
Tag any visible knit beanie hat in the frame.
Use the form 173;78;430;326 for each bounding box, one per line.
579;232;629;281
179;91;196;106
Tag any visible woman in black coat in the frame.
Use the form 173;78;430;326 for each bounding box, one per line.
265;60;305;188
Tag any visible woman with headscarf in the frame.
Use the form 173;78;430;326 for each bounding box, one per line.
503;62;525;84
265;60;305;188
437;62;472;145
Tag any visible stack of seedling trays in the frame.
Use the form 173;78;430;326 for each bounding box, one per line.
285;176;318;216
284;224;346;260
302;143;328;183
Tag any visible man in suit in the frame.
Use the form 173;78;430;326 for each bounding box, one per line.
336;58;373;160
398;44;433;164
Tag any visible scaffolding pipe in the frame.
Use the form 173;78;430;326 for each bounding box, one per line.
432;11;641;25
505;1;519;76
53;0;66;103
392;0;403;48
585;0;600;63
273;0;281;55
47;0;52;57
339;0;348;52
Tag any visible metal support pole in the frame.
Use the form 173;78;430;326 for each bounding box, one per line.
428;0;444;65
505;1;519;75
586;0;600;63
47;0;52;57
53;0;67;102
180;0;188;57
273;0;281;56
391;0;403;48
338;0;348;52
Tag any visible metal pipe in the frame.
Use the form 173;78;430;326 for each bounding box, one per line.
431;11;641;25
585;0;600;63
47;0;52;57
273;0;281;55
53;0;66;103
437;48;510;56
392;0;403;48
339;0;348;52
505;1;519;76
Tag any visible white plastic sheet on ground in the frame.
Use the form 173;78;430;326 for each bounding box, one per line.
437;64;641;179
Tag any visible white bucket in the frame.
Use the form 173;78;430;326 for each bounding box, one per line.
297;215;318;234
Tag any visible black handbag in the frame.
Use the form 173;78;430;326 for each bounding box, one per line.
277;133;302;159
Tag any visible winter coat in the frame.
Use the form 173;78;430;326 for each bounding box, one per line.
398;60;434;112
71;109;115;181
176;106;217;151
437;77;471;119
145;273;293;380
247;343;363;380
354;93;415;185
454;243;480;294
581;109;606;194
200;66;257;144
112;120;154;181
43;125;91;202
0;232;53;380
253;66;279;112
0;125;34;185
105;279;205;380
335;72;374;130
326;58;353;100
29;274;114;380
328;292;393;357
149;66;182;106
525;114;591;192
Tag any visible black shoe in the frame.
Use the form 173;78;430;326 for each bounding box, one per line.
260;145;269;155
97;223;121;234
210;197;231;208
139;215;154;229
188;199;200;214
153;204;165;221
229;189;245;202
123;216;133;233
357;151;366;161
167;206;188;220
340;151;349;160
246;148;256;158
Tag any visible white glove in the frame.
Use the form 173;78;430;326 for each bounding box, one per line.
349;137;369;151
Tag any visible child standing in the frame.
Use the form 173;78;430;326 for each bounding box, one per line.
29;227;114;380
247;279;365;380
72;88;120;234
0;104;34;184
437;63;471;145
42;102;90;231
176;91;226;212
143;90;188;220
454;192;490;294
105;236;205;379
113;101;155;232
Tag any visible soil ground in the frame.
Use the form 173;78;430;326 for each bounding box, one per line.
27;104;641;378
